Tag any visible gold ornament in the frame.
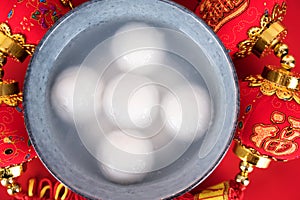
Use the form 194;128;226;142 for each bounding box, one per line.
235;2;287;58
0;22;35;106
0;164;24;195
234;2;299;188
0;23;35;62
234;142;271;186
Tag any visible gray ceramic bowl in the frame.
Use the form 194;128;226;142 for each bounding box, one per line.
24;0;239;199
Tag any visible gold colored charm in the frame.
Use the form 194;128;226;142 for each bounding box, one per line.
245;39;300;104
0;22;34;106
233;142;271;169
0;164;24;195
235;2;287;58
233;142;271;186
0;80;22;107
0;23;35;62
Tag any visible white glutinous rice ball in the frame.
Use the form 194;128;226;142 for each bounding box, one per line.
110;22;166;74
102;73;159;129
51;66;103;123
97;130;154;184
161;84;212;142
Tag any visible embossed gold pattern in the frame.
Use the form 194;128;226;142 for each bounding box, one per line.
198;0;250;32
235;2;287;58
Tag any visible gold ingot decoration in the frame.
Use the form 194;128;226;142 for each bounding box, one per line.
235;2;287;58
0;164;24;195
233;142;271;186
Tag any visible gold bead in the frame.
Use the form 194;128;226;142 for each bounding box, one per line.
1;178;13;187
7;183;21;195
240;161;254;173
1;178;9;187
235;174;250;186
274;43;289;58
281;54;296;70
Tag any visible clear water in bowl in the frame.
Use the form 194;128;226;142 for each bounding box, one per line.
48;20;216;186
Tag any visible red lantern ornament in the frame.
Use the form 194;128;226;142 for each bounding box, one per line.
181;2;299;200
231;0;300;187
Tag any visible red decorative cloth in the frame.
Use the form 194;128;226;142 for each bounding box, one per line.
0;104;35;167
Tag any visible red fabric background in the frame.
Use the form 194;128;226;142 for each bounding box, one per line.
1;0;300;199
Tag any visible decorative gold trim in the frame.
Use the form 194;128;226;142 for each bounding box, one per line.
235;2;287;58
245;74;300;104
0;93;22;107
0;23;35;62
233;142;271;168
